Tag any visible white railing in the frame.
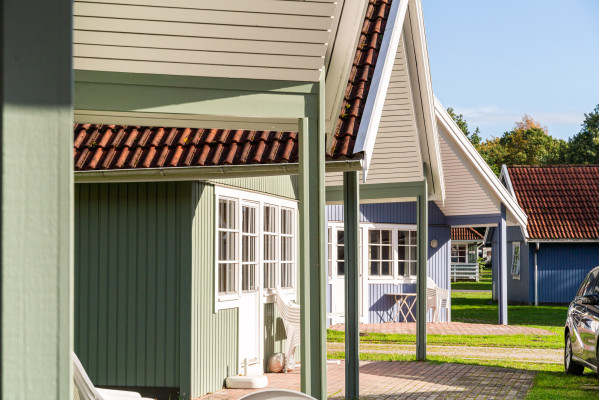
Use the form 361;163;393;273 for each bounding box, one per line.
451;263;479;282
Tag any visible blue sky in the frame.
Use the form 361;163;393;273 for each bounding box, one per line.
422;0;599;140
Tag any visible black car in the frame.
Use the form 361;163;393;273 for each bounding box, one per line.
565;266;599;376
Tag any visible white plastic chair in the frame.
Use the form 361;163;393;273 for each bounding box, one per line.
72;352;155;400
426;277;449;323
240;389;316;400
275;288;301;363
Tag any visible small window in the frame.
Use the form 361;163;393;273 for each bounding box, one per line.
369;229;392;276
451;243;467;264
336;230;345;276
217;198;238;294
280;208;295;289
263;205;278;290
398;230;417;276
511;242;521;277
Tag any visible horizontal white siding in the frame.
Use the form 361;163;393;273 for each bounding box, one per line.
73;0;336;81
363;34;423;184
438;127;498;216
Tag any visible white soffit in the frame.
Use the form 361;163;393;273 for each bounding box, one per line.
73;0;337;82
434;98;528;230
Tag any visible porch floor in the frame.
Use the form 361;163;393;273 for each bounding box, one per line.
202;361;535;399
329;322;553;335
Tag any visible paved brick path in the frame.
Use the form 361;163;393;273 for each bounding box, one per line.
202;361;535;399
329;322;553;336
327;342;562;364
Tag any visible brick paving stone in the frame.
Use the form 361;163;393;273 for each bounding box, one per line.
329;322;553;336
201;361;535;399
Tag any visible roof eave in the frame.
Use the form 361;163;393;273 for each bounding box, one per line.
74;158;363;184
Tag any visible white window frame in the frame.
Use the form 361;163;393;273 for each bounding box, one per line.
511;242;521;279
327;222;417;284
214;186;297;311
451;243;468;264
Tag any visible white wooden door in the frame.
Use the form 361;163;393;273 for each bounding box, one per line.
238;203;262;375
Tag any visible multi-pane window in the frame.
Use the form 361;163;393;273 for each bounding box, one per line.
218;198;238;294
241;204;258;292
369;229;392;276
398;230;417;276
451;243;467;263
263;205;278;290
511;242;521;277
280;208;294;288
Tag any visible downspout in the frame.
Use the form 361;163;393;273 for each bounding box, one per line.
534;243;540;306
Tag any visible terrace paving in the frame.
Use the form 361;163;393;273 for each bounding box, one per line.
203;361;535;399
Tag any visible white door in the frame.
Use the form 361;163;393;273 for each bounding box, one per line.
329;225;365;325
238;203;262;375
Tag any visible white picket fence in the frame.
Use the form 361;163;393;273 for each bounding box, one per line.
451;263;479;281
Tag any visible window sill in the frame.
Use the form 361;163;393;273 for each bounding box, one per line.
511;275;520;281
215;295;241;312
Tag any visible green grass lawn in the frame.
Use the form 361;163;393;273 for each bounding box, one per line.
451;268;492;291
326;287;599;398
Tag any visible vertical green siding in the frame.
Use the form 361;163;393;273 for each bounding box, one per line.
75;182;189;389
189;182;239;398
468;243;479;263
208;175;299;200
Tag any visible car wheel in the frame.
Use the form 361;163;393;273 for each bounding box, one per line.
565;332;584;375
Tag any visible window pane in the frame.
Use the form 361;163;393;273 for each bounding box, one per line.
264;205;277;233
398;261;406;276
398;231;407;245
410;246;417;262
370;261;379;275
219;199;236;229
381;246;390;260
337;261;345;276
398;246;406;260
409;231;417;245
219;264;227;293
369;230;379;244
409;262;417;276
281;237;293;262
281;263;293;288
219;232;236;261
264;234;276;261
242;206;256;234
264;263;276;289
281;209;293;235
381;230;391;244
370;245;379;260
242;264;257;292
337;245;344;261
242;236;256;262
337;230;344;245
381;261;390;276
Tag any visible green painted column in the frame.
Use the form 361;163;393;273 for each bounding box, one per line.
343;171;360;399
298;110;327;397
416;173;428;361
1;1;73;399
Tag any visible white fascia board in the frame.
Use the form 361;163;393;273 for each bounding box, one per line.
499;164;516;198
406;0;444;204
434;97;528;236
352;0;409;181
325;0;370;143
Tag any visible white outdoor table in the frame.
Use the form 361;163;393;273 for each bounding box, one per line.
386;293;417;323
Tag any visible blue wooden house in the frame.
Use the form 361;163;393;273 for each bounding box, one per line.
487;165;599;304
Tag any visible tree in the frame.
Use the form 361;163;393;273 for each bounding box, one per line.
476;115;566;174
447;107;481;145
565;104;599;164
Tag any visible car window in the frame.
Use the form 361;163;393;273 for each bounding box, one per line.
581;270;599;296
591;272;599;295
577;273;593;297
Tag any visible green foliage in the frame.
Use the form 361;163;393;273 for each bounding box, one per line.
564;104;599;164
447;107;482;146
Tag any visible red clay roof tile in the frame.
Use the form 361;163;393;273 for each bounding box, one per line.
73;0;391;171
507;166;599;240
451;228;484;241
